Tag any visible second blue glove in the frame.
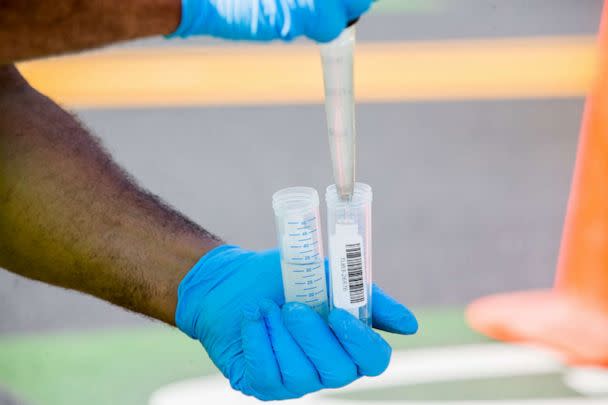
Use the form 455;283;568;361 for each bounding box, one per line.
176;245;418;401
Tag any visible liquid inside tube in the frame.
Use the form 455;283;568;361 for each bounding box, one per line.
273;188;329;318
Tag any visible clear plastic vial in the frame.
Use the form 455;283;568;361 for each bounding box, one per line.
325;183;373;326
273;187;329;318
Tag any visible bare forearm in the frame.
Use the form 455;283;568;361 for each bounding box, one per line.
0;0;181;64
0;66;221;324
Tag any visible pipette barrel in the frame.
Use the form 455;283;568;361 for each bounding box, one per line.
320;27;357;201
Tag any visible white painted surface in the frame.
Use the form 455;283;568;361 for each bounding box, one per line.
149;344;608;405
564;367;608;396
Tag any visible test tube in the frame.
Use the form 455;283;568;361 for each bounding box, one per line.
273;187;329;318
326;183;373;326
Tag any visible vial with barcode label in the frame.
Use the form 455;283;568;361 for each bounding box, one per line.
273;187;329;318
326;183;372;326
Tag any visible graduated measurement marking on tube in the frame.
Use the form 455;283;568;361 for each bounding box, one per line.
279;210;328;317
281;215;327;307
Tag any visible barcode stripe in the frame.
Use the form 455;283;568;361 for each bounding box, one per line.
345;243;365;304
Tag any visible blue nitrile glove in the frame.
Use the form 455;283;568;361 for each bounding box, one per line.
176;245;418;401
168;0;373;43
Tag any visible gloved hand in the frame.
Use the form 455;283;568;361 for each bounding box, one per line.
168;0;373;43
176;245;418;401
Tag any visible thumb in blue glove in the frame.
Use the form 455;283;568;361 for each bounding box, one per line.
169;0;373;43
176;245;417;401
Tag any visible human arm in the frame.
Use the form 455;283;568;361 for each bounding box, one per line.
0;66;417;400
0;0;181;64
0;0;372;64
0;65;221;324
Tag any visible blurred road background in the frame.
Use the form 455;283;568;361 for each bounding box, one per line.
3;1;608;404
0;0;602;334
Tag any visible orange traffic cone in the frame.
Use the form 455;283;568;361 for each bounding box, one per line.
467;1;608;366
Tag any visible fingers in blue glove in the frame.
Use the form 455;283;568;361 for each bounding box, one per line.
343;0;373;22
241;305;295;400
282;302;358;388
372;284;419;335
259;300;323;396
307;0;348;43
328;308;392;377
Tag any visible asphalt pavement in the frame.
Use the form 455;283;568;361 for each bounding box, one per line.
0;1;600;334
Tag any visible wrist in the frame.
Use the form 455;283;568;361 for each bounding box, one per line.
165;0;206;38
133;0;182;37
175;245;250;336
149;234;223;326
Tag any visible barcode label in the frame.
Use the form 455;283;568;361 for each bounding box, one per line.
330;224;368;310
345;243;365;304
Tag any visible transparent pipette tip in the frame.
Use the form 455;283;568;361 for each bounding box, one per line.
320;26;357;203
326;183;372;211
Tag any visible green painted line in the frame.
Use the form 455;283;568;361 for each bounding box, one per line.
0;326;213;405
384;308;489;350
0;309;485;405
372;0;442;14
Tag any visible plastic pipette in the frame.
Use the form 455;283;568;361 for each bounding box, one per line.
320;23;357;201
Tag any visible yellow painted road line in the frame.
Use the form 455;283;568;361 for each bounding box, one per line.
18;36;597;108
